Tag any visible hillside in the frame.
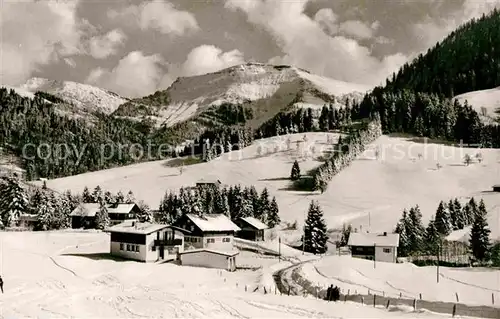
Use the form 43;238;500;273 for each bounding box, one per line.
113;63;371;128
18;77;128;115
453;87;500;124
33;133;500;242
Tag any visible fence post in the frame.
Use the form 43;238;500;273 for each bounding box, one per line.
492;293;495;305
264;286;267;294
245;285;247;292
383;291;385;297
399;292;402;298
373;294;376;307
452;304;457;317
413;299;417;311
368;289;370;295
386;299;391;309
361;296;364;305
455;292;459;302
288;287;291;296
348;289;350;296
419;293;422;300
344;295;347;303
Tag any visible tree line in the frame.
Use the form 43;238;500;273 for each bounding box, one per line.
156;185;280;228
394;197;492;263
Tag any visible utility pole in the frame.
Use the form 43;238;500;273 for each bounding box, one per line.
374;243;376;269
302;226;305;255
437;241;440;283
278;237;281;262
368;212;371;228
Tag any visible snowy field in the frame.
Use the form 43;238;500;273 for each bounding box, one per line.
0;231;456;318
35;132;500;242
454;88;500;123
300;255;500;307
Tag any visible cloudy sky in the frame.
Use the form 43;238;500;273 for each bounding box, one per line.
1;0;499;98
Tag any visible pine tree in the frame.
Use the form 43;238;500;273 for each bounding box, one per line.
82;186;92;203
125;190;135;204
35;192;54;231
290;160;301;180
267;196;280;228
257;188;270;221
434;201;451;236
92;185;103;203
0;175;29;227
95;201;110;230
340;224;352;246
491;242;500;267
469;199;491;261
303;200;329;254
394;210;411;257
137;200;153;222
407;205;426;255
425;217;441;255
115;191;125;204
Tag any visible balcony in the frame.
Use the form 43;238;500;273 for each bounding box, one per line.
154;238;182;247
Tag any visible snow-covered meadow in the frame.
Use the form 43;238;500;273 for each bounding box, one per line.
34;132;500;242
0;231;457;318
299;255;500;307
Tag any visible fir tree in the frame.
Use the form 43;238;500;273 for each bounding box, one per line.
394;210;411;257
34;192;54;231
491;242;500;267
115;191;125;204
434;201;451;236
125;190;136;204
290;160;301;181
82;186;92;203
92;185;103;203
95;201;110;230
0;175;29;227
137;200;153;222
267;196;280;228
257;188;270;221
303;200;329;254
425;217;441;255
408;205;426;255
340;224;352;247
469;199;491;261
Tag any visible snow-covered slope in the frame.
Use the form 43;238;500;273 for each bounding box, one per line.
114;63;372;127
19;77;127;115
453;87;500;124
33;132;500;242
1;85;37;100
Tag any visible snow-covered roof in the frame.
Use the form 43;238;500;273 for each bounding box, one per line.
106;220;170;235
240;216;268;230
196;178;221;185
70;203;100;217
186;214;241;232
107;203;136;214
180;248;239;257
348;232;399;247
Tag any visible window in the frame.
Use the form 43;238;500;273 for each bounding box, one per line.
383;248;391;253
135;245;140;252
222;238;230;243
127;244;131;251
120;243;124;250
152;245;156;251
207;238;215;243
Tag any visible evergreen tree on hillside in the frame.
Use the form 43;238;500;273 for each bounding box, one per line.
267;196;280;228
466;197;478;224
394;210;411;257
469;199;491;261
137;200;152;223
290;160;301;180
491;242;500;267
115;191;125;204
303;200;329;254
340;224;353;247
125;190;136;204
257;188;271;222
92;185;103;203
450;198;465;230
425;217;441;255
95;201;110;230
34;192;54;231
434;201;451;236
82;186;92;203
0;175;29;227
408;205;426;255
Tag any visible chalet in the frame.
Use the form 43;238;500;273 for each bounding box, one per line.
348;232;399;263
16;214;38;229
196;178;222;189
107;203;142;225
69;203;100;229
173;214;241;252
235;216;268;241
105;220;185;262
493;184;500;192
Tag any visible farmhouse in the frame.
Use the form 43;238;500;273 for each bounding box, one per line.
196;178;222;189
107;203;142;225
179;249;238;272
105;220;185;262
173;213;240;251
347;232;399;263
235;216;268;241
69;203;100;229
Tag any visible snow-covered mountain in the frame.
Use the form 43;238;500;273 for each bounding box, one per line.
114;63;372;127
18;77;128;115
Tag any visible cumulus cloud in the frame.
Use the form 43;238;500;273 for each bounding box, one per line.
339;20;376;40
413;0;500;48
314;8;338;35
181;45;245;76
225;0;406;86
89;29;127;59
0;0;86;85
85;51;165;97
108;1;199;36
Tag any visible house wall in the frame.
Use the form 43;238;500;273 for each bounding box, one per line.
110;228;184;262
351;245;397;263
180;251;236;271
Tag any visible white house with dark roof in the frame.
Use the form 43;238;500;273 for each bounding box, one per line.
107;203;142;225
105;220;185;262
173;213;240;252
348;232;400;263
235;216;268;241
